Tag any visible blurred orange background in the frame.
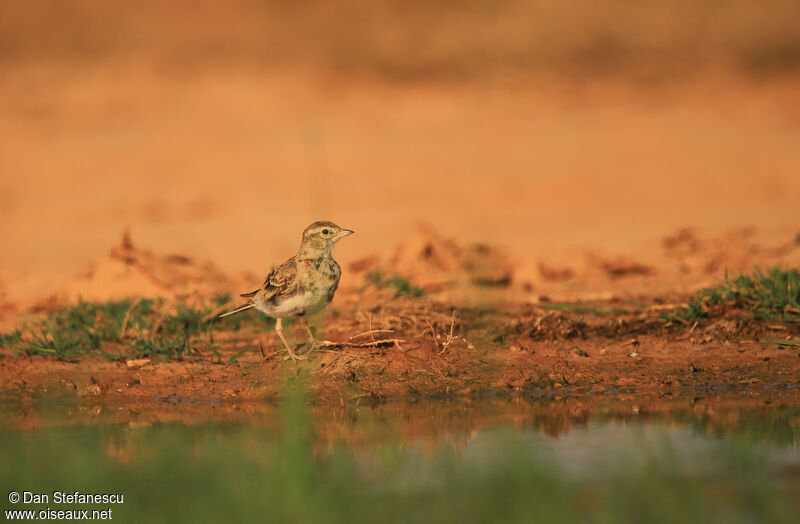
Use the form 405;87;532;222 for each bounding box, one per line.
1;0;799;289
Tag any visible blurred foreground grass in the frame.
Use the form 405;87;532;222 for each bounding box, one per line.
1;384;798;523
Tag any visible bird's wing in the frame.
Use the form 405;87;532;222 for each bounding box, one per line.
241;259;299;302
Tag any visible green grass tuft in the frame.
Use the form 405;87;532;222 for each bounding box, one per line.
9;300;151;357
677;267;800;322
0;298;262;360
0;329;23;349
213;293;232;306
763;339;800;349
540;303;629;314
365;270;424;297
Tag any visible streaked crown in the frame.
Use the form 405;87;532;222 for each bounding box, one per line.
299;221;354;253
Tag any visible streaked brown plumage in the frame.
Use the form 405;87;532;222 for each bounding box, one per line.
220;221;354;360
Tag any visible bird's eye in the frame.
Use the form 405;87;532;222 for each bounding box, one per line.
322;229;329;235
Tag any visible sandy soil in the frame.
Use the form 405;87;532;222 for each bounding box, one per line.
1;61;799;417
1;223;799;415
2;69;800;288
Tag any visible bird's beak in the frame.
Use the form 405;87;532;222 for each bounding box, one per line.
337;229;354;238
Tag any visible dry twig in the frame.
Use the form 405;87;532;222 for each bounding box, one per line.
119;298;143;339
425;320;440;352
439;310;456;354
533;311;554;329
349;329;395;341
320;338;405;350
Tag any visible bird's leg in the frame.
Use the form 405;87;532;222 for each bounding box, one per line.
276;317;306;361
304;319;320;349
303;311;332;350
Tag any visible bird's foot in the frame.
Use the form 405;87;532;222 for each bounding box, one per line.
304;326;322;351
283;350;307;361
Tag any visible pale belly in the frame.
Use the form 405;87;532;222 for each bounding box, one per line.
254;285;332;318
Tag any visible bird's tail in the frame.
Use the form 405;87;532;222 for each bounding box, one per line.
218;303;255;318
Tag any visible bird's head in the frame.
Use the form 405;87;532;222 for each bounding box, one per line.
299;221;354;256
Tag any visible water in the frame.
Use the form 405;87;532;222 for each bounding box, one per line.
1;391;799;523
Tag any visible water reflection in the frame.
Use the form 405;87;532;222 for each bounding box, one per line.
330;395;800;446
2;389;798;455
2;390;799;523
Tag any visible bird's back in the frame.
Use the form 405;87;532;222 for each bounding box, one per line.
245;254;340;318
219;220;352;321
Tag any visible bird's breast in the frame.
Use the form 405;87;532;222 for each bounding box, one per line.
299;257;340;281
298;256;341;301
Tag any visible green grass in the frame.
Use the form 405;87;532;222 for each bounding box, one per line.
676;267;800;322
365;270;424;298
0;393;797;524
9;300;152;357
540;303;630;314
763;340;800;349
0;298;267;360
0;329;22;349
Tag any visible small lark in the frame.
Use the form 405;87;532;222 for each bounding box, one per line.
219;221;354;361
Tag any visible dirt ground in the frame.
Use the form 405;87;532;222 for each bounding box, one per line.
1;224;799;416
2;71;800;288
1;75;800;410
2;2;800;420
